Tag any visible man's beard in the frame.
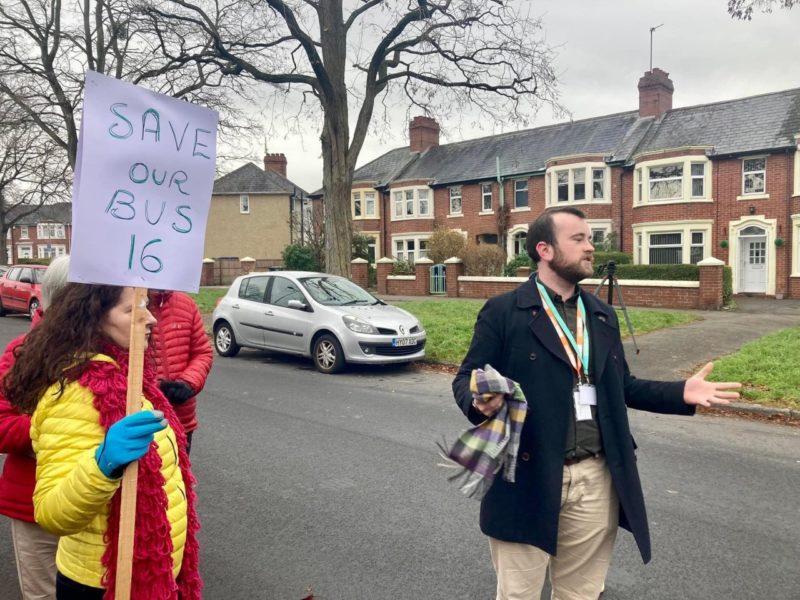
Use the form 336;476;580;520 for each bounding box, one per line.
551;247;593;284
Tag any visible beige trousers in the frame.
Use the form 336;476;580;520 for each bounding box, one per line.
490;456;618;600
10;518;58;600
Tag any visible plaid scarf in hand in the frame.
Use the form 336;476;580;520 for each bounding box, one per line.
438;364;528;500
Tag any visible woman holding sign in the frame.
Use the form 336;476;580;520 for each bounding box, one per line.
2;284;201;599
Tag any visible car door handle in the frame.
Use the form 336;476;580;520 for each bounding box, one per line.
264;311;274;316
231;303;240;309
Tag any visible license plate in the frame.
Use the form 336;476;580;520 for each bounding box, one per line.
392;337;417;347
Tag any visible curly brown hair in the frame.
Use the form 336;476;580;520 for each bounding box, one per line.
3;283;126;414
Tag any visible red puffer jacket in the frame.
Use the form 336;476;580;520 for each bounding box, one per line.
0;333;35;521
148;291;213;433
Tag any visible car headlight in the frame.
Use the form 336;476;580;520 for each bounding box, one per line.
343;315;378;334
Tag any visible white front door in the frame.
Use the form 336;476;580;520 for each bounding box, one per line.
739;236;767;293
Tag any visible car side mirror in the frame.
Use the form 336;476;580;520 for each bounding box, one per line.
19;276;31;284
287;299;308;311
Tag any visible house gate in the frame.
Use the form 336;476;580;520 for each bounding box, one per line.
430;263;446;294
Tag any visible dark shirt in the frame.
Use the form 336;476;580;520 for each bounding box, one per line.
539;282;603;460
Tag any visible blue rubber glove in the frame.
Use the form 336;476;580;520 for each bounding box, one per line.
95;410;168;478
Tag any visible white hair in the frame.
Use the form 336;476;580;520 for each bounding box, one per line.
41;255;71;310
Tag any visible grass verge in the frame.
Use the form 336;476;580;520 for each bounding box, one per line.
707;326;800;410
394;299;700;365
188;288;226;313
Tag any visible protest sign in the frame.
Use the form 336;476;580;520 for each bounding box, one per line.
70;71;218;292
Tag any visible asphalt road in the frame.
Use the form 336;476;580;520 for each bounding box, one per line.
0;314;798;599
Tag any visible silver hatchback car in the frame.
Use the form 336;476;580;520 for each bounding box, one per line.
211;271;426;373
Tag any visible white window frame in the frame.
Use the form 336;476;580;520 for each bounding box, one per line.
37;244;66;259
18;245;32;259
631;220;713;265
585;219;612;247
648;232;683;265
794;139;800;197
364;191;376;217
352;191;362;218
449;186;463;216
791;213;800;277
481;183;493;213
634;156;712;205
513;179;529;210
20;226;29;240
689;231;705;264
506;224;529;259
239;194;250;214
741;157;766;196
546;163;610;206
392;234;432;265
390;186;434;221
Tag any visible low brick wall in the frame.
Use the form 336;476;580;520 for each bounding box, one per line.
790;277;800;299
200;257;285;286
587;279;701;309
387;275;416;295
381;274;718;309
378;259;725;310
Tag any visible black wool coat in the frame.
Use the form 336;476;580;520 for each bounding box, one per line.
452;277;693;563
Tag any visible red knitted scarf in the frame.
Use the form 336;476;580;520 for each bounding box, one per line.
78;345;202;600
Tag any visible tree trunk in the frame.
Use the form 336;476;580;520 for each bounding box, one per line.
319;1;352;278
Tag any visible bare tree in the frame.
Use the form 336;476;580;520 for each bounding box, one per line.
139;0;561;277
728;0;797;19
0;99;69;263
0;0;257;181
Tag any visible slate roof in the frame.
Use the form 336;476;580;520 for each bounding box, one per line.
213;162;307;196
634;87;800;157
393;111;645;185
340;85;800;190
6;202;72;224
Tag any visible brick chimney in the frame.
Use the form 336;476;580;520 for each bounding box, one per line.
263;153;287;177
638;68;674;119
409;116;440;153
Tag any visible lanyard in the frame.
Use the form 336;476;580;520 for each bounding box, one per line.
535;278;589;380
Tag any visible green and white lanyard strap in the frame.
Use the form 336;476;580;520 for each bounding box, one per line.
535;278;590;383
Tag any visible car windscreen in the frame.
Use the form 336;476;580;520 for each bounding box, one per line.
31;268;44;284
299;277;377;306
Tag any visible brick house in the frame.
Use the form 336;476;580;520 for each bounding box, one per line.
207;153;310;262
314;69;800;299
4;202;72;263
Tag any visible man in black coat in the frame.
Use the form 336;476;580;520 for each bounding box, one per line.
452;207;740;600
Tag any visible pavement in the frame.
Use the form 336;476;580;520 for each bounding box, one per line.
203;294;800;418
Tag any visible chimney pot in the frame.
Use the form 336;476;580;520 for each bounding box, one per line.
638;68;674;119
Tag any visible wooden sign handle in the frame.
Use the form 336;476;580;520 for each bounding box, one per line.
115;287;148;600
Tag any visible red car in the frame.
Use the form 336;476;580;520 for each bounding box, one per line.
0;264;47;319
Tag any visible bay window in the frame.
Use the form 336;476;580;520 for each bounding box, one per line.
634;156;711;204
393;236;430;264
352;190;377;219
391;187;433;220
632;221;713;265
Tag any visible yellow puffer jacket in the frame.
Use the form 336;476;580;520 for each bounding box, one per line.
30;355;188;589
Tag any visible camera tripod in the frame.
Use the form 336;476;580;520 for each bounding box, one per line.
594;260;640;355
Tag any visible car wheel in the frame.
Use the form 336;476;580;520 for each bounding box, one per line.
312;334;346;374
28;299;39;320
0;299;5;317
214;321;240;357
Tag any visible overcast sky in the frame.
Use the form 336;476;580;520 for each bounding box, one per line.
233;1;800;193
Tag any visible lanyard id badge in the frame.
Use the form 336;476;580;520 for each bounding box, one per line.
573;383;596;421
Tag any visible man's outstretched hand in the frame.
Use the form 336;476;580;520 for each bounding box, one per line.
683;362;742;407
